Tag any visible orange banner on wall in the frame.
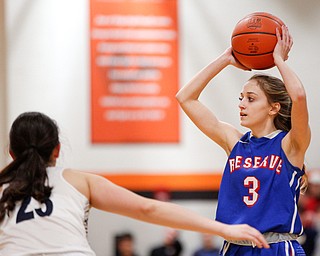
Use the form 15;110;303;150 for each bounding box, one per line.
90;0;179;143
101;173;222;192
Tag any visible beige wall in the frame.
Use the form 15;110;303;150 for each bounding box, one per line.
4;0;320;174
0;0;8;167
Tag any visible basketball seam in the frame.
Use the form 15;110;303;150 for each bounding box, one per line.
232;32;276;37
232;49;274;56
233;14;284;37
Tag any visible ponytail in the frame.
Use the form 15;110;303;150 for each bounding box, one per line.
0;112;59;222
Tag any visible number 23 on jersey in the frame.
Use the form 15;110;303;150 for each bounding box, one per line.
16;196;53;223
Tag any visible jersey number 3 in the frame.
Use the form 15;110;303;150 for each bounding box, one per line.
16;196;53;223
243;176;260;207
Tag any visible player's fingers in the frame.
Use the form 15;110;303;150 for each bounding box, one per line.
286;28;292;48
279;26;292;61
276;27;281;41
283;26;289;44
254;234;270;249
288;32;293;48
246;227;269;249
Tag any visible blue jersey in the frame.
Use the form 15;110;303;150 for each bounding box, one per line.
216;130;304;235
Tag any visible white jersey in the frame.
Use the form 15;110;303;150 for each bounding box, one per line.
0;166;96;256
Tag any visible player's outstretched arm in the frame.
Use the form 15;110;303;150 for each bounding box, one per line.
84;172;269;249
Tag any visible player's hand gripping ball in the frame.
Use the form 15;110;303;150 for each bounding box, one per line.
231;12;285;70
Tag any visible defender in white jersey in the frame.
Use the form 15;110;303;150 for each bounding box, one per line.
0;112;269;255
0;166;94;255
176;26;310;255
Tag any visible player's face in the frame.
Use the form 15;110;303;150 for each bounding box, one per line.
238;80;272;130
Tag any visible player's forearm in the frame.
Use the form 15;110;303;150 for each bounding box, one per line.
134;199;269;247
275;58;310;147
275;58;306;103
136;199;225;236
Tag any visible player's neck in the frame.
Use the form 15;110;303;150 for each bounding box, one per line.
250;124;278;138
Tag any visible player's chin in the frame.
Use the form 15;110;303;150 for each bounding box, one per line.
239;120;249;128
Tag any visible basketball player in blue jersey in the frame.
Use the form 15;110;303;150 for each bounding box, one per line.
176;25;310;256
0;111;269;255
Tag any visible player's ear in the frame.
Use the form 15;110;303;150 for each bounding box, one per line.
52;143;60;159
269;102;280;116
9;149;15;160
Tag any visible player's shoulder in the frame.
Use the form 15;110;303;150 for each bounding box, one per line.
62;168;91;200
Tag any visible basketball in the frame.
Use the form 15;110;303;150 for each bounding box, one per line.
231;12;285;70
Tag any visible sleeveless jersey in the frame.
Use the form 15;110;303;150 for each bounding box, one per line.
0;166;96;256
216;130;304;235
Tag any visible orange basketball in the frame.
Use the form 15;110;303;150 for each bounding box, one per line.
231;12;285;70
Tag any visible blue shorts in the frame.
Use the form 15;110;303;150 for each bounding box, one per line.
220;240;306;256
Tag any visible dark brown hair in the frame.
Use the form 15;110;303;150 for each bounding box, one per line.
0;112;59;222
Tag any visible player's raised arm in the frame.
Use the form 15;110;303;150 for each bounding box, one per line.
274;26;311;167
176;48;245;155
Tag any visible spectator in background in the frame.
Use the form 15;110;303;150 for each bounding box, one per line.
193;233;220;256
299;171;320;256
115;232;138;256
149;228;183;256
